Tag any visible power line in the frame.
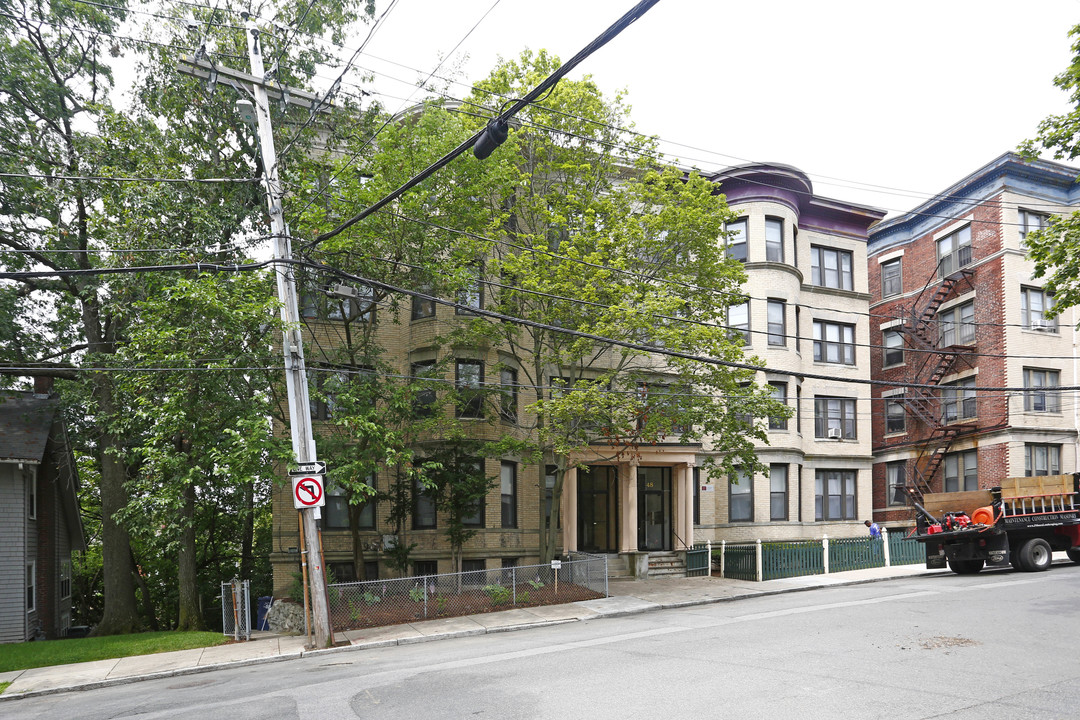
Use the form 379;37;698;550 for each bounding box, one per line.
306;0;661;249
0;171;258;184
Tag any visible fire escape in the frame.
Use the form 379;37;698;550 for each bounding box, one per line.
895;265;977;504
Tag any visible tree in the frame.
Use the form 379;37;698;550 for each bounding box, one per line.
1020;24;1080;311
112;272;289;630
304;50;785;564
0;0;376;632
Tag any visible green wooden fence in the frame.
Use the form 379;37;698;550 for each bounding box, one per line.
710;530;922;582
762;540;825;580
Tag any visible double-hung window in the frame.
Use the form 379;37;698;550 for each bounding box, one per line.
455;360;484;418
1021;287;1057;332
411;360;438;417
942;377;976;421
499;368;518;422
1025;444;1061;477
815;470;856;521
729;468;753;522
1019;209;1048;246
814;397;856;439
813;320;855;365
413;475;437;529
944;451;978;492
411;285;436;320
728;300;750;346
768;382;788;430
939;302;975;347
883;330;904;367
456;266;483;315
770;464;788;521
459;459;485;528
500;462;517;528
1024;368;1060;412
881;259;902;298
887;461;907;506
810;246;853;290
885;399;905;434
726;218;747;262
937;225;972;277
765;217;784;262
767;300;786;346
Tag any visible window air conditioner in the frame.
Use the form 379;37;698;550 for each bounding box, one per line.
827;427;843;439
1030;319;1052;331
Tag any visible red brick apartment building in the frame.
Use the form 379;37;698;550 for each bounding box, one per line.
868;153;1080;528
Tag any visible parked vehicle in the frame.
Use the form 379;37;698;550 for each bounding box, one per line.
911;474;1080;574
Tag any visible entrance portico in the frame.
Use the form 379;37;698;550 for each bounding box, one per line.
560;447;697;555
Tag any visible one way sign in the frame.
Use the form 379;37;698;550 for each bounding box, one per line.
292;475;325;509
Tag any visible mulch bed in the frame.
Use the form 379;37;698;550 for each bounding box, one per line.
329;582;603;630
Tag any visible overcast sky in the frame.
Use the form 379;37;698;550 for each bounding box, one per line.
344;0;1080;217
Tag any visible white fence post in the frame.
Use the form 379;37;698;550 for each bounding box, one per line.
755;539;763;582
706;540;712;578
822;534;829;575
882;526;891;567
720;540;726;578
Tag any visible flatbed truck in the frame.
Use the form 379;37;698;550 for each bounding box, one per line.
912;473;1080;574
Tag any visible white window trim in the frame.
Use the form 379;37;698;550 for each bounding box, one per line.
932;218;974;241
26;560;35;613
876;248;905;264
26;467;37;520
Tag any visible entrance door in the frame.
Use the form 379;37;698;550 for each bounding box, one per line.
637;467;671;551
578;466;619;553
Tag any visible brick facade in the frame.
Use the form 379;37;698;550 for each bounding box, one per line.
868;153;1080;529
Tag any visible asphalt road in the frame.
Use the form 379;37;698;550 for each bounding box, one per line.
9;565;1080;720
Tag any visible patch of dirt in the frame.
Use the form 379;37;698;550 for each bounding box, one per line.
329;582;603;631
916;635;980;650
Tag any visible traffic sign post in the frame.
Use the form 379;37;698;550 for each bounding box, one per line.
292;475;325;509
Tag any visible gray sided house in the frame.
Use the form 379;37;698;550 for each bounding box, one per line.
0;391;84;642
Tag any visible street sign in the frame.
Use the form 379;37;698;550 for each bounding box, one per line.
291;461;327;475
292;475;325;509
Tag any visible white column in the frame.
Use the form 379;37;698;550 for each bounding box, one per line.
683;463;695;549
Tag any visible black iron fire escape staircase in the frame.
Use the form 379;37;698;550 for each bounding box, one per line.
895;268;976;504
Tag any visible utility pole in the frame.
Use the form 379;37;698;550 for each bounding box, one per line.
178;17;335;648
242;17;331;649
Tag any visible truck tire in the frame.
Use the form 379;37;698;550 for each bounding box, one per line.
1067;548;1080;564
949;558;984;575
1018;538;1053;572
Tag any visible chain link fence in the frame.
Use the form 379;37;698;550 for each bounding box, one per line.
221;579;251;641
328;555;607;631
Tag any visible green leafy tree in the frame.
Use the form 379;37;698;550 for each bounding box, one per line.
112;272;289;630
304;50;786;563
0;0;376;632
1020;24;1080;311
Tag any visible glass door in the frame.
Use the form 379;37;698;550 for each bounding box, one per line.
637;467;671;551
577;466;619;553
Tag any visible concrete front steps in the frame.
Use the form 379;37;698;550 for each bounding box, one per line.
646;551;687;577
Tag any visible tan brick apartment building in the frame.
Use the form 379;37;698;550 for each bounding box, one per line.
698;164;885;543
269;161;888;593
868;153;1080;529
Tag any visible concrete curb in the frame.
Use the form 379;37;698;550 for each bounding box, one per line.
0;567;950;701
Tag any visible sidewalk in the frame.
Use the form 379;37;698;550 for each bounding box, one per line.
0;563;949;700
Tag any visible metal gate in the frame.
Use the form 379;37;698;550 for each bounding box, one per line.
221;579;251;641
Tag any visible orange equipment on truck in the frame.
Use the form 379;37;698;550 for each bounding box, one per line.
911;474;1080;574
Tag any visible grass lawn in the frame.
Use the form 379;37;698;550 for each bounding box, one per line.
0;631;228;673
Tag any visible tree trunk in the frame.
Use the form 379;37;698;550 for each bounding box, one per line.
90;376;141;636
349;502;368;581
130;549;159;631
541;463;566;563
176;479;204;631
